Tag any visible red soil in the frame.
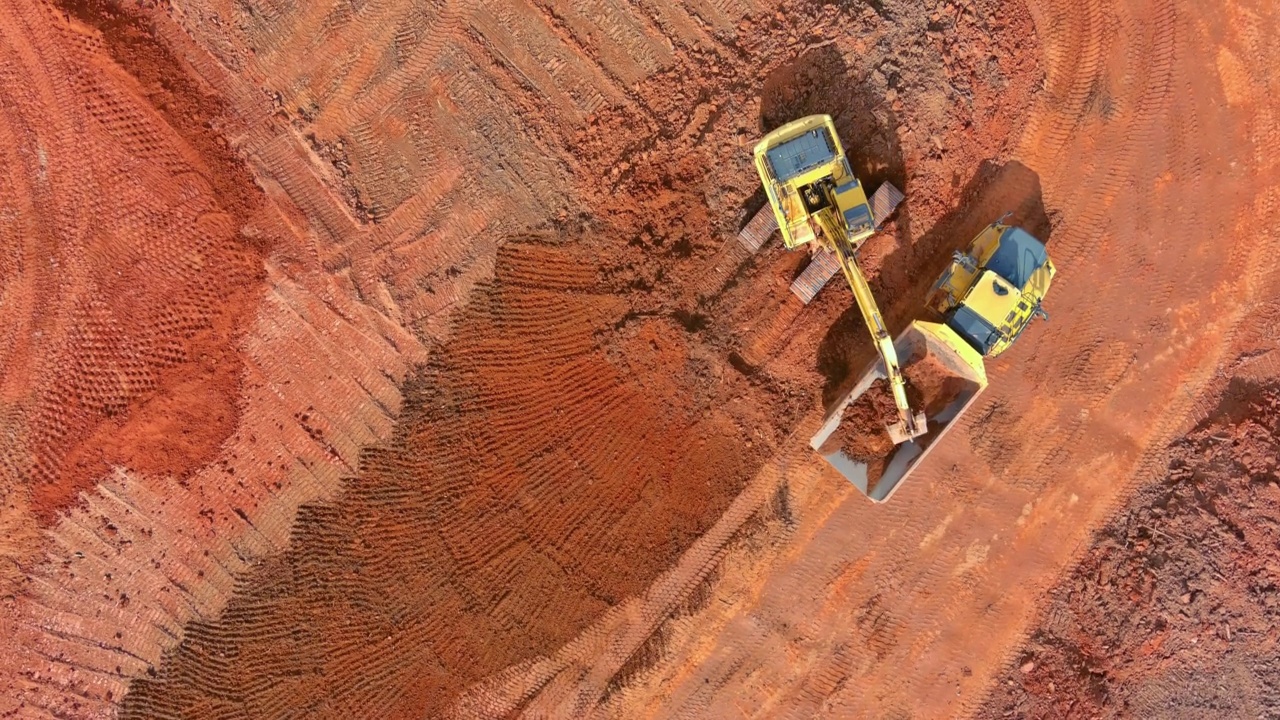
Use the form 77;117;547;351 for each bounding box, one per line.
3;0;1277;716
831;352;967;488
903;350;968;418
5;0;271;523
985;383;1280;718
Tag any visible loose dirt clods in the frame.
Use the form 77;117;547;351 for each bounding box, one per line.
985;384;1280;718
902;351;968;419
832;351;969;489
837;378;900;487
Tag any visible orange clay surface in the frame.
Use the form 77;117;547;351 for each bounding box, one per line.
0;0;1277;717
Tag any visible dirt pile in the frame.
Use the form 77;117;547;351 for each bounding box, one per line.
839;378;899;470
984;383;1280;718
0;1;271;529
903;350;968;418
829;351;969;487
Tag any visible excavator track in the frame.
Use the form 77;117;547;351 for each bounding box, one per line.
790;249;841;304
788;181;904;304
737;204;779;252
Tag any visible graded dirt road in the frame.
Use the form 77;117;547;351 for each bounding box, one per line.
0;0;1276;717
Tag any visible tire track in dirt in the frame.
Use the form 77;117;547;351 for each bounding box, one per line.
566;0;1280;717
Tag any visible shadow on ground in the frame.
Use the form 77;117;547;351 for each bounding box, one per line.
817;159;1052;408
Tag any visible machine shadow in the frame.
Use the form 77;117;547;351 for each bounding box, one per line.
816;159;1052;409
738;45;907;235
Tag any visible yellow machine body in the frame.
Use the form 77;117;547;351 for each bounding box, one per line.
753;115;924;443
752;115;877;251
928;222;1057;358
744;118;1058;501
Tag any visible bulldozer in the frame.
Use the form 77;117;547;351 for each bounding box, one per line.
740;114;1055;501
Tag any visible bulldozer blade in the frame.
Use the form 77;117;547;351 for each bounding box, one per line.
738;205;779;252
810;321;988;503
869;181;904;228
789;248;840;304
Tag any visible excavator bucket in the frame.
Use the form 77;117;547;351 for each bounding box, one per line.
809;321;988;502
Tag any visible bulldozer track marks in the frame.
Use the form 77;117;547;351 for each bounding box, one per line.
3;0;1277;716
117;240;773;717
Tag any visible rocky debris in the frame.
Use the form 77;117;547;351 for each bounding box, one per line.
984;384;1280;719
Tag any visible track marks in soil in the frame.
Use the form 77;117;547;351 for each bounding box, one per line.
0;264;423;716
121;239;773;718
985;384;1280;719
0;1;269;524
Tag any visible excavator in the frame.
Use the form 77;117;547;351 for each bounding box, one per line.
741;115;1055;501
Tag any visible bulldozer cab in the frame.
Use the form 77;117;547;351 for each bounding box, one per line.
929;224;1055;357
752;115;875;250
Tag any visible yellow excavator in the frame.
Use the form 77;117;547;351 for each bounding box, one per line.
740;114;1055;501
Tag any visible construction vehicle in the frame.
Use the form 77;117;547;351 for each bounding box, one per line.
740;114;1055;501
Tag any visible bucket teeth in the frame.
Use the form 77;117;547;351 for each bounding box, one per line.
789;249;841;304
738;205;779;252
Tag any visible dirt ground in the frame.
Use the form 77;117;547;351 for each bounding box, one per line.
0;0;1278;717
985;380;1280;719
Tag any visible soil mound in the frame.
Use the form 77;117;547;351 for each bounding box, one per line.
830;351;970;488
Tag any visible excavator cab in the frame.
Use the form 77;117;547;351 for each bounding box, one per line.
752;115;876;251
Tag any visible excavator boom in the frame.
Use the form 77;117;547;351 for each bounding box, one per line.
817;207;925;443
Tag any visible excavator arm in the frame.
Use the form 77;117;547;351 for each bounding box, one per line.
818;208;926;444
